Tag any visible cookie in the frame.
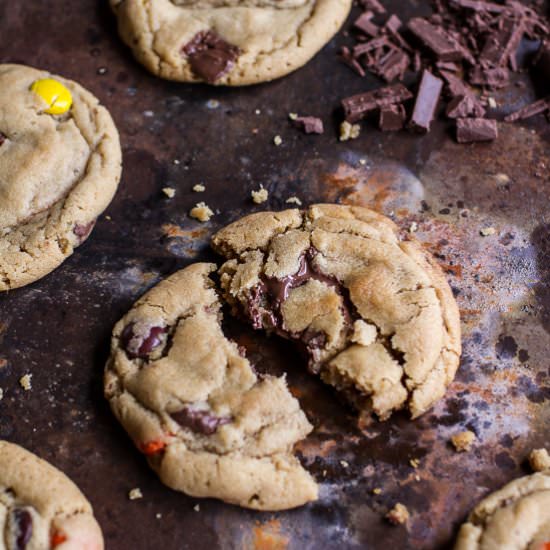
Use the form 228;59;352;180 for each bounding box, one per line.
104;263;318;511
212;204;461;419
0;440;103;550
0;64;122;291
109;0;352;85
454;472;550;550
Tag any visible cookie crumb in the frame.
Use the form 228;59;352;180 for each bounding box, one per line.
0;388;3;401
174;159;180;165
193;504;200;512
409;222;418;233
386;503;410;525
19;374;32;391
359;159;367;165
494;173;510;184
273;135;283;146
255;109;261;115
286;196;302;206
487;97;497;109
372;487;382;495
480;226;496;237
451;430;476;452
251;186;269;204
340;460;349;468
162;187;175;198
409;458;420;468
190;202;214;222
339;121;361;141
156;513;162;519
351;320;377;347
322;470;327;477
193;184;206;193
288;113;298;120
128;488;143;500
528;448;550;472
414;474;421;482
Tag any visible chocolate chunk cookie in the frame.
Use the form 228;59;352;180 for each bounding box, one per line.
454;472;550;550
0;440;103;550
0;64;122;291
109;0;352;85
212;204;461;419
104;263;317;511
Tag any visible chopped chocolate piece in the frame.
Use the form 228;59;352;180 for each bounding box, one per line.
450;0;507;13
480;17;524;69
504;97;550;122
446;94;486;118
354;12;379;37
408;18;463;61
353;36;391;58
436;61;459;73
456;118;498;143
376;48;410;82
120;323;168;359
340;46;366;77
292;116;324;135
171;407;231;435
182;30;240;84
13;509;33;550
469;66;510;89
379;104;406;131
384;15;412;52
342;83;413;122
359;0;386;14
410;70;443;132
440;70;471;98
73;221;96;243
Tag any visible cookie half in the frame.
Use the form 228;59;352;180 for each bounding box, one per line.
104;263;318;511
454;472;550;550
109;0;352;85
0;440;103;550
0;64;122;291
212;204;461;419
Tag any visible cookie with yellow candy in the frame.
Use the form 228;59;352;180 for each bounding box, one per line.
0;64;122;291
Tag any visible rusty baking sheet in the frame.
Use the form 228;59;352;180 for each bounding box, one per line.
0;1;549;549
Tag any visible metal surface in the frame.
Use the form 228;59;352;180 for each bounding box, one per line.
1;1;549;549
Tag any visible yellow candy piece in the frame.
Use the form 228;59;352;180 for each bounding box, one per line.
31;78;72;115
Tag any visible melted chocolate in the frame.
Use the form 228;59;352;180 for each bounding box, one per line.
120;323;168;359
13;509;33;550
0;133;6;147
182;31;240;84
171;407;231;435
73;221;96;243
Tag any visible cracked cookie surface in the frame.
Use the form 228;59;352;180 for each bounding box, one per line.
454;472;550;550
109;0;352;85
212;204;461;419
0;440;103;550
104;263;318;511
0;64;122;291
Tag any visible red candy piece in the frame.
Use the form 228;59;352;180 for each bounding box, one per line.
139;440;166;455
51;531;68;547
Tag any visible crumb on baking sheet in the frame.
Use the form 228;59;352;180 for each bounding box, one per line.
372;487;382;495
451;430;476;452
162;187;175;198
193;504;200;512
487;97;497;109
340;460;349;468
409;458;420;468
286;196;302;206
339;121;361;141
386;503;409;525
494;173;510;183
0;388;3;401
273;135;282;146
128;488;143;500
528;448;550;472
193;184;206;192
190;202;214;222
288;113;298;120
480;226;496;237
156;513;162;519
251;186;268;204
19;374;32;391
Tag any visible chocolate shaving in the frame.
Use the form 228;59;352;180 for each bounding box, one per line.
408;18;463;62
182;30;240;84
171;407;231;436
342;83;413;123
456;117;498;143
292;116;324;135
410;70;443;132
504;97;550;122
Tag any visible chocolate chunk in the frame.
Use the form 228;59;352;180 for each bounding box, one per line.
359;0;386;14
182;30;240;84
410;70;443;132
353;36;392;58
408;18;463;61
480;17;524;69
120;323;168;359
469;66;510;89
171;407;231;435
384;15;412;52
456;118;498;143
376;48;410;82
379;104;406;131
450;0;507;13
504;97;550;122
13;509;33;550
73;221;96;243
342;83;413;123
436;61;459;73
440;70;471;98
445;94;486;118
354;12;379;38
340;46;366;77
292;116;324;135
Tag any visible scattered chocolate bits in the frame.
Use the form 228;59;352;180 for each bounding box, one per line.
408;18;463;62
504;97;550;122
171;407;231;435
182;30;240;84
409;70;443;132
291;116;324;135
456;118;498;143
